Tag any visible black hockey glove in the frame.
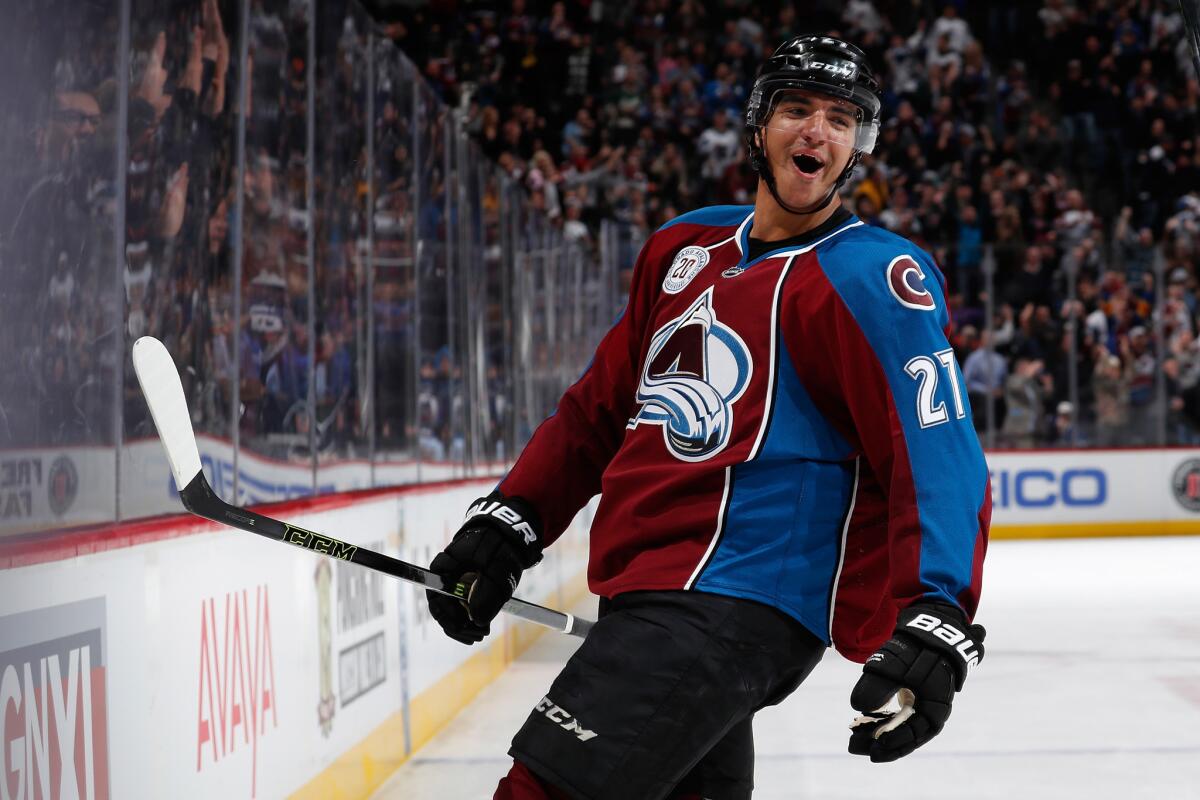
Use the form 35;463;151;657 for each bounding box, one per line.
426;493;544;645
848;602;985;763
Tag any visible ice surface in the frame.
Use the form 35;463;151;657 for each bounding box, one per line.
373;537;1200;799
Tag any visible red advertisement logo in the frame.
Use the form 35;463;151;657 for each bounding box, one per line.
196;585;278;798
0;598;110;799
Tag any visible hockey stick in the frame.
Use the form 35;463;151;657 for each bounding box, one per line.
131;335;592;639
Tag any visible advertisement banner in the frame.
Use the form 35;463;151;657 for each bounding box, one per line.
987;449;1200;533
0;450;115;537
0;598;110;800
135;496;405;799
120;436;493;522
193;584;279;797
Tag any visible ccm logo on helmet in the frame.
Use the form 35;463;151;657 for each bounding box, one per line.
466;499;538;545
887;255;936;311
807;59;857;80
906;613;982;670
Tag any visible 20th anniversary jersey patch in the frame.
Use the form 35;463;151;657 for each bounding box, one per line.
663;246;710;294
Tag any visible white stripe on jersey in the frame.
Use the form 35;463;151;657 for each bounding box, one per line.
827;456;860;641
685;466;732;590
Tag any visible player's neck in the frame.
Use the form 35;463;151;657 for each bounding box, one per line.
750;185;842;241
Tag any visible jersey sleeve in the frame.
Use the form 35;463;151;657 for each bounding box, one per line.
822;242;990;620
496;233;664;545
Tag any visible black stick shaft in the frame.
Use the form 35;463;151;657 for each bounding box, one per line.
179;472;591;638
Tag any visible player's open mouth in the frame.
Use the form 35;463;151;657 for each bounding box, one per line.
792;153;825;177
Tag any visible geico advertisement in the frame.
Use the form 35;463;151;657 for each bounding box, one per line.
990;466;1106;509
986;450;1200;522
0;598;110;799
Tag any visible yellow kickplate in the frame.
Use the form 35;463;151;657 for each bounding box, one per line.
290;572;591;799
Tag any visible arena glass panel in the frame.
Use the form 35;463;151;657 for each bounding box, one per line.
513;203;554;450
439;99;469;477
120;0;243;516
233;0;315;503
957;238;1178;451
457;128;489;471
562;233;587;394
411;84;461;479
312;0;371;489
507;183;536;456
549;227;571;399
0;0;122;535
528;216;561;430
480;162;514;468
370;46;418;483
497;177;524;466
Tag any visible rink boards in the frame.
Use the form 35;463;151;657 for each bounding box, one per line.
984;448;1200;538
1;447;1199;799
5;438;1200;539
0;479;591;800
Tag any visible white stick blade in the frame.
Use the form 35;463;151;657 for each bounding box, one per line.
131;336;203;491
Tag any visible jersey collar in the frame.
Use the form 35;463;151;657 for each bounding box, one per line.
733;211;865;270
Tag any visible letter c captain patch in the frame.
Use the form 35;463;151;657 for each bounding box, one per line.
663;246;710;294
887;255;936;310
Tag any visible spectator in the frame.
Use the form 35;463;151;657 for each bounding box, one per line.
696;108;740;184
1122;325;1159;442
963;329;1008;432
928;3;974;54
1002;355;1047;447
701;63;744;116
1116;206;1157;282
955;204;983;302
1049;400;1084;446
8;0;1200;475
1093;350;1132;447
562;197;591;246
1006;248;1053;309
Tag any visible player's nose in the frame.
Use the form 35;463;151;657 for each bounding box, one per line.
800;109;839;142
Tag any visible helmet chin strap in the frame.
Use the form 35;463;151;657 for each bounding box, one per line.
755;129;861;217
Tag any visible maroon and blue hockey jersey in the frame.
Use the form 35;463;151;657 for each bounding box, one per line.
499;205;990;662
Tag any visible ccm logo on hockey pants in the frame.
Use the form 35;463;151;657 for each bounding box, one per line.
535;696;598;742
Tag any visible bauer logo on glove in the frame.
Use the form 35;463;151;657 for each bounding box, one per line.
848;602;985;762
905;611;983;673
428;493;545;645
465;497;540;546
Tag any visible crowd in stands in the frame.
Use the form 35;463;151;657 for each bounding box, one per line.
3;0;525;464
388;0;1200;446
5;0;1200;467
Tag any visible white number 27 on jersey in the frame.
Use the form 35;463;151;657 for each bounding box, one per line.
904;348;965;428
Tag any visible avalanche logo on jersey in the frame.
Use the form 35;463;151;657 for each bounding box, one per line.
887;255;936;310
631;288;752;461
663;246;710;294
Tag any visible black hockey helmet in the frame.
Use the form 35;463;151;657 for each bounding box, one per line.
745;35;882;215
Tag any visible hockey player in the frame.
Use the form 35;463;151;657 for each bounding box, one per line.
427;35;990;799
